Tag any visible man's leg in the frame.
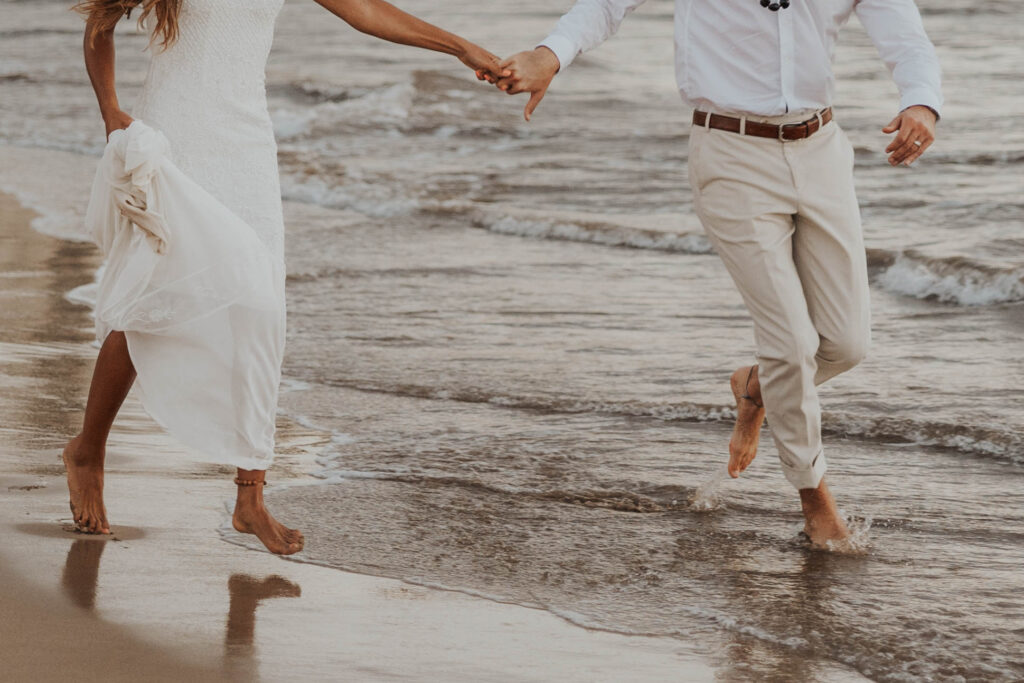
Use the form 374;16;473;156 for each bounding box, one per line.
688;123;846;544
726;161;869;478
789;123;871;546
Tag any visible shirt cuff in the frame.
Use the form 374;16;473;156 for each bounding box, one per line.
899;88;943;120
537;34;579;72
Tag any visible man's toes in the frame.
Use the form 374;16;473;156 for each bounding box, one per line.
727;458;741;478
728;445;754;477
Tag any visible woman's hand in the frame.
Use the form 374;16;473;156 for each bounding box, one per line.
458;42;506;82
103;109;134;139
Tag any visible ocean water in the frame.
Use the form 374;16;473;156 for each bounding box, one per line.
1;0;1023;680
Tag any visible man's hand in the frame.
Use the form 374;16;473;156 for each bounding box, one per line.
477;47;560;121
883;105;937;167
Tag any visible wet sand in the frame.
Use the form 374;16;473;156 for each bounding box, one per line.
0;190;717;681
0;555;223;683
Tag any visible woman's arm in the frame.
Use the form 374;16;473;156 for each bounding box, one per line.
313;0;505;77
84;20;133;139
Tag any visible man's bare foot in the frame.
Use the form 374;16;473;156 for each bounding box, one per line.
62;436;110;534
799;478;849;549
728;365;766;478
232;491;304;556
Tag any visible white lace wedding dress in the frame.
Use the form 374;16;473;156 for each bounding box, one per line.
87;0;288;470
133;0;286;260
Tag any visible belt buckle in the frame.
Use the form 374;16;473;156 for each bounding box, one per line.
778;122;804;142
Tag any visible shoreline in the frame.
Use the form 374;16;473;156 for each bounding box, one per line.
0;191;718;680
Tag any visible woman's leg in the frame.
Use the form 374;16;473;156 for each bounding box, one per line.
63;330;136;534
231;469;304;555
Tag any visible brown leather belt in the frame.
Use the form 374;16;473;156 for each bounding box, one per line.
692;108;833;141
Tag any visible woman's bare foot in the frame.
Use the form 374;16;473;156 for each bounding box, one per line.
61;442;81;518
62;436;110;534
232;483;304;556
800;478;850;548
728;365;766;478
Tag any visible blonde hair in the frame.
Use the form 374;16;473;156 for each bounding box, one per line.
75;0;182;49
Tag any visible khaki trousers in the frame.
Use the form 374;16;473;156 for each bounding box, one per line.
688;113;870;490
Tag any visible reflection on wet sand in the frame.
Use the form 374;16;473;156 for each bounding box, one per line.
58;536;304;679
61;538;107;610
224;574;301;676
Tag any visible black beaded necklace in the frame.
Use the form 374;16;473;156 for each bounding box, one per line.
759;0;791;10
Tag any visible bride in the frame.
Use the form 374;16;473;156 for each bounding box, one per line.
66;0;505;554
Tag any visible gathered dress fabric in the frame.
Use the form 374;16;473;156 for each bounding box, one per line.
85;0;287;469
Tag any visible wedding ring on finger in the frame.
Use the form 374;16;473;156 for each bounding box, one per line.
913;140;923;146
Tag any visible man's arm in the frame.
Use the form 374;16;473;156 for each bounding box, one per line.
491;0;649;120
855;0;943;166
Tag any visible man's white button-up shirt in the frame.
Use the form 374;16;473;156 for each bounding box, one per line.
539;0;943;117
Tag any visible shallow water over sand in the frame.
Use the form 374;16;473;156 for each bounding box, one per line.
2;0;1023;680
261;201;1024;681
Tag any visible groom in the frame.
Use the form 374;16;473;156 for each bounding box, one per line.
482;0;942;546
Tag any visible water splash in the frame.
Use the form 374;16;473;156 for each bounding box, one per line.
794;514;873;554
688;466;729;512
827;514;874;554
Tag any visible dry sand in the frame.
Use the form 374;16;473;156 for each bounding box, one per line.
0;188;715;682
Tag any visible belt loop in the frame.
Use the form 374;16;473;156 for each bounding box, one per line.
815;110;824;130
704;112;712;130
739;116;746;136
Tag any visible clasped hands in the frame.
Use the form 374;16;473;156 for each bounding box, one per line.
472;47;560;122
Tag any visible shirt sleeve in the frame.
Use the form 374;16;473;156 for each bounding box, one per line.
854;0;943;117
537;0;650;72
